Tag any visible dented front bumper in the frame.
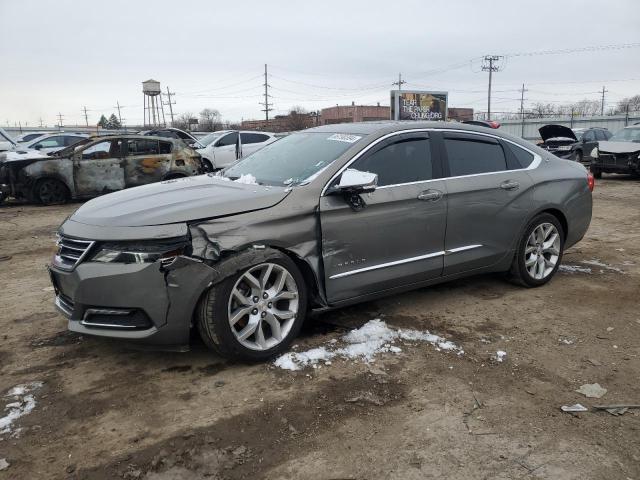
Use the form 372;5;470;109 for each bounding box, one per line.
48;256;215;349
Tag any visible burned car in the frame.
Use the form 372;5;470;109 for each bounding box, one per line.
538;125;611;163
0;135;201;204
48;121;592;361
590;125;640;178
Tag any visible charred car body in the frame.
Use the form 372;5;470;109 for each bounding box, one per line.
538;124;611;163
48;122;593;361
0;135;201;204
590;125;640;178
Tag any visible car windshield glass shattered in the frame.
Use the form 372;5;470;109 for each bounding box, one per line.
610;128;640;143
197;131;226;147
223;132;363;186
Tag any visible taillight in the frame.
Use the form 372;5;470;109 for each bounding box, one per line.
587;172;595;192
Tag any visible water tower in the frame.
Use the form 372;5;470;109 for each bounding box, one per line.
142;79;166;127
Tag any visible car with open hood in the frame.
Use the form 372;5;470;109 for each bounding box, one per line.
589;125;640;178
538;125;611;163
46;121;593;361
0;127;17;152
0;134;201;204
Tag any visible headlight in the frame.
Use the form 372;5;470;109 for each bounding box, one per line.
556;145;572;151
89;241;187;265
590;147;599;158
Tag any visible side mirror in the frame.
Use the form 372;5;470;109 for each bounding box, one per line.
34;144;42;150
336;168;378;193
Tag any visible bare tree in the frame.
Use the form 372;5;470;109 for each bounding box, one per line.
174;112;195;131
286;106;310;131
199;108;221;131
614;95;640;114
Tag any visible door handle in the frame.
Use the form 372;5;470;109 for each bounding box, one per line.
417;189;443;202
500;180;520;191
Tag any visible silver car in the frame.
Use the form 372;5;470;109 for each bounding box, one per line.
49;121;593;360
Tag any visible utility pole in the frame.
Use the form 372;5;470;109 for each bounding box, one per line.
57;112;64;129
392;73;406;90
114;101;123;126
260;63;273;125
38;117;44;127
600;85;608;116
163;88;176;126
519;83;527;138
482;55;503;121
82;106;89;127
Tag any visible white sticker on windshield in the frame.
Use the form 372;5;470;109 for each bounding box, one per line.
327;133;362;143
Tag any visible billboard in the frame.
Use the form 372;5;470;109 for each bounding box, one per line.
390;90;448;121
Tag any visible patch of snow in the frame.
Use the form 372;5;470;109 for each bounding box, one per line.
234;174;257;185
559;265;592;274
495;350;507;362
274;319;462;371
582;259;624;273
0;381;43;436
1;150;49;162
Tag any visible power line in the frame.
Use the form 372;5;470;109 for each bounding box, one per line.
503;42;640;58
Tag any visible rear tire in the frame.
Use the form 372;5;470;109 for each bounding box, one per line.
507;213;564;288
196;251;308;361
34;178;69;205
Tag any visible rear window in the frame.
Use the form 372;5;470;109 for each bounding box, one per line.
504;142;535;169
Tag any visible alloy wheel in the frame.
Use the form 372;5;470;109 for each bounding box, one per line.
524;223;561;280
227;263;299;351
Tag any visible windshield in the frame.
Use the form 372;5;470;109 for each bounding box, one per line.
197;131;227;147
223;132;363;186
610;128;640;143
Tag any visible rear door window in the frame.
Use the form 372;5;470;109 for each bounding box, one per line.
241;133;270;144
351;137;432;187
127;139;160;155
444;135;507;176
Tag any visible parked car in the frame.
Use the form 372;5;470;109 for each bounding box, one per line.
13;132;47;143
48;121;593;360
538;125;611;163
589;125;640;178
0;127;17;152
17;133;90;155
143;127;199;146
0;135;201;205
196;130;277;172
462;120;500;129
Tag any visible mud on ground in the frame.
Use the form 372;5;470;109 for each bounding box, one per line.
0;177;639;480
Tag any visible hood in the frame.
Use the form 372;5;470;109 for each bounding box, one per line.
70;175;290;227
597;141;640;154
0;149;50;163
539;125;577;142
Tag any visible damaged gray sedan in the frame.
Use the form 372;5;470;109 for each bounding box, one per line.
49;121;593;360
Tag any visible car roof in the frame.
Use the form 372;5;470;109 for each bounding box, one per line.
87;134;183;143
304;120;511;137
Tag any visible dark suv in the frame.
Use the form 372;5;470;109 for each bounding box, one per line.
539;125;611;164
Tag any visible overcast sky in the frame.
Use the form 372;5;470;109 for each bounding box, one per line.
1;0;639;127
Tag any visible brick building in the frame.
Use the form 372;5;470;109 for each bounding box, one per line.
321;103;390;125
241;112;320;132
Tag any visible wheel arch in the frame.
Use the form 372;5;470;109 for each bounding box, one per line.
31;174;73;200
161;171;188;181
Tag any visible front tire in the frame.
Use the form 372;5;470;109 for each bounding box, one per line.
197;253;307;361
34;178;69;205
201;159;214;173
591;166;602;179
574;150;583;163
508;213;564;288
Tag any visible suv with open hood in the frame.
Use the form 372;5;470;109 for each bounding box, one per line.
538;125;611;163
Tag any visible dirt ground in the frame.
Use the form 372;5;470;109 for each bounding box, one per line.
0;176;639;480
